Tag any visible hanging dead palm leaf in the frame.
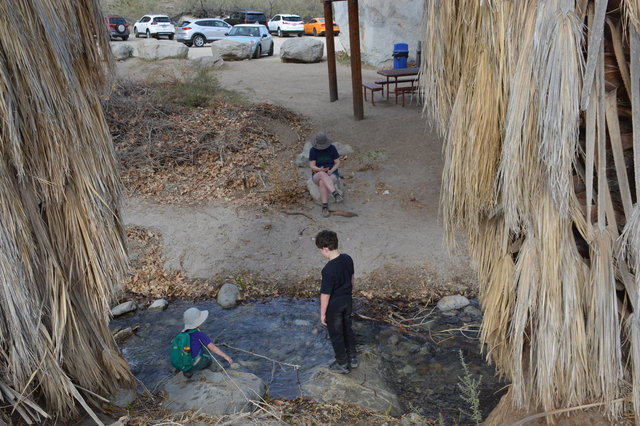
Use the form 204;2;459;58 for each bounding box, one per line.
0;0;133;423
421;0;640;422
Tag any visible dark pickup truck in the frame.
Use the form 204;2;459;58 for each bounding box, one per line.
225;11;267;26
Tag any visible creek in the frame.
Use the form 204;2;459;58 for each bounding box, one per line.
111;298;505;423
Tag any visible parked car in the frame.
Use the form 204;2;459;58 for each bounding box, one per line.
267;14;304;37
176;19;232;47
304;17;340;36
133;14;175;39
223;24;274;58
224;11;267;26
106;15;130;40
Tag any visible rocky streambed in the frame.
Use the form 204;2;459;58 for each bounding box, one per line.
111;297;506;423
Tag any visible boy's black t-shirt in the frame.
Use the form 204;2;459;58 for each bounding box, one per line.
320;253;354;299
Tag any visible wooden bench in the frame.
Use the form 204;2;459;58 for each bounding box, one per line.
374;77;417;96
362;82;383;106
395;85;418;107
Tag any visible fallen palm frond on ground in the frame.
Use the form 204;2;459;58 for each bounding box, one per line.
104;78;309;206
421;0;640;423
0;0;133;423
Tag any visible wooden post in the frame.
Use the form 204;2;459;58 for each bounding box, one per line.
347;0;364;120
324;1;338;102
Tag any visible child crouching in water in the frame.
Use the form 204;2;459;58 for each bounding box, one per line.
182;307;233;377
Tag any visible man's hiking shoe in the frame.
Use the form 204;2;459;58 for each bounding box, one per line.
329;361;350;374
322;206;331;218
332;191;344;203
349;356;359;369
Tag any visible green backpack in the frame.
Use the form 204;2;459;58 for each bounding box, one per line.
170;330;197;372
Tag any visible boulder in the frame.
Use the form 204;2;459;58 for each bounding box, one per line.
192;53;224;69
136;40;189;60
297;141;354;167
110;42;133;60
295;153;308;167
212;40;252;61
113;326;137;343
162;370;266;415
110;387;137;408
280;38;324;63
302;353;401;415
334;0;423;67
307;177;345;206
463;305;482;318
334;142;355;157
217;283;240;309
148;298;168;311
401;412;428;425
436;295;470;312
111;301;137;317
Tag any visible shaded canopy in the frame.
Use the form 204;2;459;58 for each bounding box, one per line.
421;0;640;422
0;0;132;423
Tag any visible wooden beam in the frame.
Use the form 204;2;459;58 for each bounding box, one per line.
347;0;364;120
324;1;338;102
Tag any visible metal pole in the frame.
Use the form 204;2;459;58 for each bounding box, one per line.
324;1;338;102
347;0;363;120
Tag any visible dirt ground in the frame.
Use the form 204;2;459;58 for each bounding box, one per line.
115;37;474;294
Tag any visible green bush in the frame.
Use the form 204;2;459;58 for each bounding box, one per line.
156;70;247;108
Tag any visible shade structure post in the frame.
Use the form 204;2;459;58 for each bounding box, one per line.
347;0;364;120
324;0;338;102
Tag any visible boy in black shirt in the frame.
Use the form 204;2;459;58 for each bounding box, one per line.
315;230;357;374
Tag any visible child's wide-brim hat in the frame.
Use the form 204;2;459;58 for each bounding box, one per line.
310;132;332;150
183;307;208;330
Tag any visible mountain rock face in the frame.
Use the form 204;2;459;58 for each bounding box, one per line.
333;0;423;68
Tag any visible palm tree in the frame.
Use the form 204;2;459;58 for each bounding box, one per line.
421;0;640;423
0;0;133;423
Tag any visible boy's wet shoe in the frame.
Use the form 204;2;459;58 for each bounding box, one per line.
182;370;193;378
349;356;359;369
322;206;331;218
329;361;350;374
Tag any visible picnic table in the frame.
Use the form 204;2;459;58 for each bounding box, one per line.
376;67;419;103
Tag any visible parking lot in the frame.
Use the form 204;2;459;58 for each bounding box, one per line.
119;32;346;59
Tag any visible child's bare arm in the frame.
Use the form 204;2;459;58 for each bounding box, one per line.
207;342;233;364
320;293;330;325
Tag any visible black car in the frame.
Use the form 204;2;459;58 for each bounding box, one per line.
225;11;267;26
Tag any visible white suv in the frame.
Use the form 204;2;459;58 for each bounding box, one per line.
133;15;175;40
267;14;304;37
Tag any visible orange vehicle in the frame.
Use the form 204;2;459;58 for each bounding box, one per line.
304;17;340;36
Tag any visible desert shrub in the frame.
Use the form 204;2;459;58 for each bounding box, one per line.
457;350;483;424
156;70;222;108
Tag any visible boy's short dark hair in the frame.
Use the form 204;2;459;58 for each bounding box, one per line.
315;230;338;250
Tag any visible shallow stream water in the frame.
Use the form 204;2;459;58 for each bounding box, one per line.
111;298;505;422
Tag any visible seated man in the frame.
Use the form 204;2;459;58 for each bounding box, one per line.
308;132;343;217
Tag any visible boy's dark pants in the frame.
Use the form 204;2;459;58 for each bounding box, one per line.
326;295;356;365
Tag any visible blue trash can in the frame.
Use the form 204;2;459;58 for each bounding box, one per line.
393;43;409;69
